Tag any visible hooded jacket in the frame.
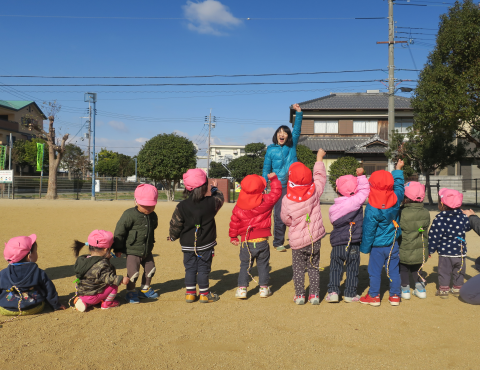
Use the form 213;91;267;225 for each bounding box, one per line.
74;255;123;296
428;209;471;257
398;202;430;264
360;170;404;254
229;175;282;242
280;161;327;250
262;112;303;187
0;262;62;312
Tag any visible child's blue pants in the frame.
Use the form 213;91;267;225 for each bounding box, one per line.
368;242;401;297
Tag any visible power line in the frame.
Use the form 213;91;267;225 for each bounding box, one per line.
0;15;387;20
396;26;438;30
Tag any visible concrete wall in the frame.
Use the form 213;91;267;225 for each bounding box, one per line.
417;175;463;192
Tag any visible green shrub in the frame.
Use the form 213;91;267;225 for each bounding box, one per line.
328;156;359;189
296;145;316;171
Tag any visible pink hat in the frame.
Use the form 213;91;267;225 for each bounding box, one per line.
183;168;207;191
404;181;425;202
336;175;357;197
4;234;37;263
134;184;158;206
87;230;114;249
439;188;463;209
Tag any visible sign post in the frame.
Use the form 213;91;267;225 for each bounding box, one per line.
0;170;13;199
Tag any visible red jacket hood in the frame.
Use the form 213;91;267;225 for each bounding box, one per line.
368;170;397;209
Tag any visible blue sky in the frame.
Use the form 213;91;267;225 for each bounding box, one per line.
0;0;449;161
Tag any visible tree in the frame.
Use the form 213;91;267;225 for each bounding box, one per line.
11;140;28;176
386;129;466;205
327;156;359;189
117;153;135;177
411;1;480;155
25;101;69;199
229;142;266;182
137;133;197;201
209;161;230;178
296;144;316;171
12;138;49;176
96;148;120;177
61;143;89;179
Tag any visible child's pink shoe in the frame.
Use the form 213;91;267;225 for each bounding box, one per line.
101;300;120;310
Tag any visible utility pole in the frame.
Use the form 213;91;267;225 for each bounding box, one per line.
204;109;216;176
87;102;92;165
84;93;97;200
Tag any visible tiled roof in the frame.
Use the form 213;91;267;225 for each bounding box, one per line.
298;134;388;154
0;100;33;110
295;93;412;110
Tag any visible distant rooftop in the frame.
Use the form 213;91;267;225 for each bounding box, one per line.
0;100;47;119
298;134;388;154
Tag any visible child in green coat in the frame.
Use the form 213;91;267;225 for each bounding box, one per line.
399;182;430;299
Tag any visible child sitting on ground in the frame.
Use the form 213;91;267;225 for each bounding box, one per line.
229;172;282;299
169;169;224;303
326;167;370;303
113;184;159;304
360;159;405;307
428;188;470;299
0;234;64;316
73;230;130;312
281;149;327;305
399;182;430;300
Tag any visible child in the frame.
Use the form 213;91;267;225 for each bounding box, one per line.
169;169;224;303
399;182;430;300
0;235;64;316
459;209;480;304
229;172;282;299
359;159;405;307
113;184;159;304
326;167;370;303
73;230;130;312
428;188;470;298
281;149;327;305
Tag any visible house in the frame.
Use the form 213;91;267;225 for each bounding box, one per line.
208;145;245;164
290;91;413;175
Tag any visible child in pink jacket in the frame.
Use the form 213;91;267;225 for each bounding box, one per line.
326;168;370;303
281;149;327;305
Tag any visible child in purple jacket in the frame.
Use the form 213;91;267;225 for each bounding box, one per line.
326;167;370;303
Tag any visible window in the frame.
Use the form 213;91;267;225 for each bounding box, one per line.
395;119;413;134
353;120;377;134
314;120;338;134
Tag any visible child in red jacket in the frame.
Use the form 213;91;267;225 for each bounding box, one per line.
229;173;282;299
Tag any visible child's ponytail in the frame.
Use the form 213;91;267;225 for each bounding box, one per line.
72;240;86;257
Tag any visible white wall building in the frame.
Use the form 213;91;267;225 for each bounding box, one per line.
208;145;245;164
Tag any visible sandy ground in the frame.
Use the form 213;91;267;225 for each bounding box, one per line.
0;199;479;370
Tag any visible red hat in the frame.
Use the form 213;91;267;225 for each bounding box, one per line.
87;230;114;249
134;184;158;206
404;181;425;202
368;170;397;209
4;234;37;263
336;175;357;197
287;162;315;203
237;175;266;210
439;188;463;209
183;168;207;191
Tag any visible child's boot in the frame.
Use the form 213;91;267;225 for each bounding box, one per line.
74;297;87;312
199;292;220;303
101;300;120;309
435;287;449;299
359;293;381;307
259;286;272;298
413;282;427;299
125;290;140;304
325;292;339;303
450;286;461;297
343;295;361;303
401;286;411;300
138;287;159;299
308;294;320;305
389;294;401;306
185;290;197;303
235;287;247;299
294;295;305;305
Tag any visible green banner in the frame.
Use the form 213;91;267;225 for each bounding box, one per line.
0;146;5;170
36;143;44;172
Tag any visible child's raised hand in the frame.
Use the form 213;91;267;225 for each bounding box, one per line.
396;159;405;170
356;167;365;176
230;238;239;246
292;103;301;112
211;180;218;188
462;209;475;217
317;148;326;162
122;276;130;285
267;173;276;179
115;252;122;258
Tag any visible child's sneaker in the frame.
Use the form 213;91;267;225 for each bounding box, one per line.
294;295;305;305
259;287;272;298
138;288;159;299
235;287;247;299
389;294;401;306
360;293;381;307
325;292;339;303
74;297;87;312
308;295;320;305
199;292;220;303
413;283;427;299
185;293;196;303
450;287;461;297
401;286;411;300
343;295;361;303
275;245;287;252
435;289;449;299
101;300;120;310
125;291;140;304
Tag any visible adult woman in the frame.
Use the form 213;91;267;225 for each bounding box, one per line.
262;103;303;252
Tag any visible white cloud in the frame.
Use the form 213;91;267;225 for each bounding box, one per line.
135;137;148;143
107;120;129;132
243;127;276;145
183;0;242;35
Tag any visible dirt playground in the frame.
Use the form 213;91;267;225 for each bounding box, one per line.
0;199;479;369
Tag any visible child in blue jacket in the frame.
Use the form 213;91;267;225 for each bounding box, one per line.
359;160;405;307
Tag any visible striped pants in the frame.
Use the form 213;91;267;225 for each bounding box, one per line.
327;244;360;298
